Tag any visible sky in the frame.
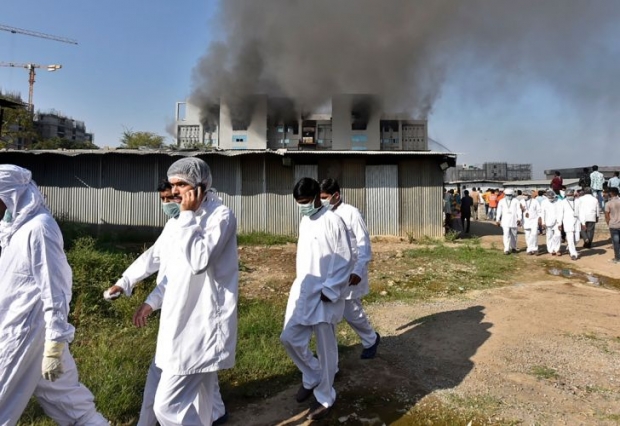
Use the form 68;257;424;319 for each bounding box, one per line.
1;0;619;179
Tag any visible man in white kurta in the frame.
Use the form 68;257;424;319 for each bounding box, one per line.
104;180;227;426
577;188;600;248
495;188;523;254
520;190;542;255
319;178;380;359
281;178;353;421
0;165;108;426
132;158;238;426
558;189;581;260
541;191;562;255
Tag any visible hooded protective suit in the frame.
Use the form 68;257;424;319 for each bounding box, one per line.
520;195;542;254
496;193;522;253
0;165;107;425
542;192;562;254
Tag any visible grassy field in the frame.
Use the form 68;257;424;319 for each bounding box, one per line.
18;232;520;425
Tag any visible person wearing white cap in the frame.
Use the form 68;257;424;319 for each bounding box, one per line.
541;190;562;256
0;164;108;425
558;189;581;260
496;188;523;254
520;190;542;255
131;157;239;425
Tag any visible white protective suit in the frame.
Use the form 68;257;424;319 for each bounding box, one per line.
542;197;562;254
332;202;377;349
520;197;542;253
496;197;523;252
0;165;107;425
559;198;581;258
146;190;238;426
113;217;225;426
280;207;353;408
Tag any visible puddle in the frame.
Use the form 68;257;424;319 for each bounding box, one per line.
547;268;620;288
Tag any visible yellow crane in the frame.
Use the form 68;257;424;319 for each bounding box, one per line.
0;24;78;45
0;62;62;112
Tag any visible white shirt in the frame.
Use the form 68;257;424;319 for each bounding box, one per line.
609;176;620;189
496;197;522;228
333;202;372;300
147;193;239;375
558;198;580;232
284;207;353;327
590;171;605;191
577;194;600;223
520;198;542;230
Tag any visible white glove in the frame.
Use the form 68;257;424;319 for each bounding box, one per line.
42;341;65;382
103;284;125;301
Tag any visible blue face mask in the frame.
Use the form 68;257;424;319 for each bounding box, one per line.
2;210;12;223
162;202;180;219
298;200;321;217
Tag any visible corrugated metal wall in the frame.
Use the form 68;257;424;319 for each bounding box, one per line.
365;165;399;235
399;159;443;237
0;152;445;237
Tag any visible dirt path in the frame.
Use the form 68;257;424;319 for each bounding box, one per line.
229;228;620;425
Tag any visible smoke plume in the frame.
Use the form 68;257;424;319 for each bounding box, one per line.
189;0;620;127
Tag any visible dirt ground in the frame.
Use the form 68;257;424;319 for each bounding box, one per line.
230;220;620;425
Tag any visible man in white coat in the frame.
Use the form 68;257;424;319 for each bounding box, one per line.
495;188;522;254
319;178;380;359
104;179;228;426
0;165;108;425
578;187;600;248
558;189;581;260
281;177;353;421
541;190;562;256
131;158;238;426
520;190;542;255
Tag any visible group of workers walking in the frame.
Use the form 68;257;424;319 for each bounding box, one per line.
0;159;379;425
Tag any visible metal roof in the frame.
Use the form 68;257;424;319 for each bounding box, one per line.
0;148;457;158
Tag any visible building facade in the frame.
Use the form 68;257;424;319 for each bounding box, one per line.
446;162;532;182
35;112;94;144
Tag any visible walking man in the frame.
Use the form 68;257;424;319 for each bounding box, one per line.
488;189;499;221
281;178;353;420
520;190;542;255
577;187;599;248
319;179;380;359
579;167;591;190
460;190;473;233
605;187;620;264
542;190;562;256
590;165;605;210
0;165;108;425
496;189;522;254
131;158;239;425
608;172;620;191
558;189;581;260
470;187;480;221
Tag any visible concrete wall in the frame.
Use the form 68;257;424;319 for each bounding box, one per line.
219;96;268;150
329;95;382;151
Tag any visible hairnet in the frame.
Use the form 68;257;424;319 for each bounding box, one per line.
0;164;49;248
167;158;212;189
504;188;514;195
566;189;575;196
545;190;557;199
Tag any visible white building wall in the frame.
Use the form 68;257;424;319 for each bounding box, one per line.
219;96;268;150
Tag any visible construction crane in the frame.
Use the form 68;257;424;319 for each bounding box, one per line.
0;24;78;45
0;62;62;112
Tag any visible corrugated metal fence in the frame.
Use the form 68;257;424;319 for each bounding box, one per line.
0;152;444;237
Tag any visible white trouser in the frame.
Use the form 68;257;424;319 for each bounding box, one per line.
502;226;518;252
0;338;107;426
565;230;579;257
546;227;561;253
153;370;217;426
344;298;377;349
280;321;338;408
524;228;538;253
138;360;225;426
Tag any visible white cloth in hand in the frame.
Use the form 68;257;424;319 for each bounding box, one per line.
42;341;65;381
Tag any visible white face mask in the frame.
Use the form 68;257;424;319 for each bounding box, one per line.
560;190;566;197
321;198;333;210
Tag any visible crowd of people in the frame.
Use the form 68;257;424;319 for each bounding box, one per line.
0;160;380;425
443;164;620;263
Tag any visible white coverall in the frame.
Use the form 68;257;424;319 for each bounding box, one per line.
332;203;377;349
496;197;523;252
558;198;581;258
520;198;542;253
542;198;562;254
280;207;353;408
145;192;238;426
113;218;225;426
0;166;107;425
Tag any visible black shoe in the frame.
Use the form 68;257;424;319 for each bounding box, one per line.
307;400;331;420
361;333;381;359
296;384;315;403
213;412;229;426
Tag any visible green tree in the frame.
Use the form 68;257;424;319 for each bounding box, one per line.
31;137;98;150
120;128;166;149
0;93;36;149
